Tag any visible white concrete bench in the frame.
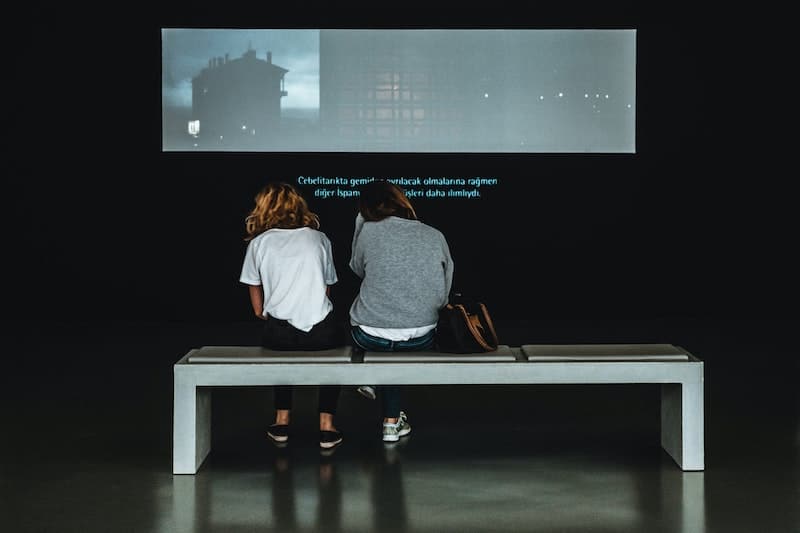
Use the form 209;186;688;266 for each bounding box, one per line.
173;343;704;474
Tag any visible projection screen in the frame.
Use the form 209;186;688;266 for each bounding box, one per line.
162;29;636;153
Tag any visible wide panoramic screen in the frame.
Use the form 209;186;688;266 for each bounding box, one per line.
162;29;636;153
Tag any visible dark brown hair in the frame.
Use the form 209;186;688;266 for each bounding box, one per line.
358;180;417;221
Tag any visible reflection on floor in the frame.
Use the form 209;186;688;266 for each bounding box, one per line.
171;440;706;533
1;319;797;532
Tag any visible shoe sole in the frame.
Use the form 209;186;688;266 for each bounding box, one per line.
268;433;288;443
357;387;376;400
320;438;342;449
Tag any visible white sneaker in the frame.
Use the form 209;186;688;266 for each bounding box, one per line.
357;385;376;400
382;411;411;442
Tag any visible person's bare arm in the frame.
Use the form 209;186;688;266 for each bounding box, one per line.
248;284;268;320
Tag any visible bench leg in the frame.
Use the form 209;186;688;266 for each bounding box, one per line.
661;381;704;471
173;375;212;474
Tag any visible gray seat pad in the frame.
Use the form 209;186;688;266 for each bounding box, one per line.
520;344;689;361
187;346;353;363
363;344;518;362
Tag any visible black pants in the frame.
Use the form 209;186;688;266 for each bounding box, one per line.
262;312;344;415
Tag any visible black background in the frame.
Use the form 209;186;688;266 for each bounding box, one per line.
3;7;797;532
7;5;795;326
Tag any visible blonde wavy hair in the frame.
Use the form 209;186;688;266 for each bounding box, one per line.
244;182;320;240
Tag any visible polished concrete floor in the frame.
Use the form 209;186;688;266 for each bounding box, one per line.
2;319;797;532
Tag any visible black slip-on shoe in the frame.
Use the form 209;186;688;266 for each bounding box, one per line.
268;424;290;444
320;430;343;449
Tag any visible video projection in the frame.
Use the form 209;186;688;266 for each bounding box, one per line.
162;29;636;153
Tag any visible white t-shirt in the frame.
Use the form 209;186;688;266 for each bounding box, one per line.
239;227;338;332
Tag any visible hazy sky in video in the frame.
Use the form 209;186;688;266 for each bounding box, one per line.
162;29;320;109
162;28;635;110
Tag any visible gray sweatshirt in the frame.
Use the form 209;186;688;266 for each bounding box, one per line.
349;214;454;328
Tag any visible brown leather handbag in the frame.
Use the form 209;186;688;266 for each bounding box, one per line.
435;294;499;353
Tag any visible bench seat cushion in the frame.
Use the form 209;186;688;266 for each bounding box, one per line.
187;346;353;363
520;343;689;361
363;344;518;362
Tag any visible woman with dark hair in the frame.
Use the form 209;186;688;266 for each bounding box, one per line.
348;179;454;442
240;181;344;450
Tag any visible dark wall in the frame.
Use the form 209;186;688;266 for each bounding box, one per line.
7;6;794;323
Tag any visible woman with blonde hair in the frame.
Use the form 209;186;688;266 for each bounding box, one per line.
240;181;344;450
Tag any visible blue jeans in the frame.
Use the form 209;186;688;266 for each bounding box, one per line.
350;326;435;418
